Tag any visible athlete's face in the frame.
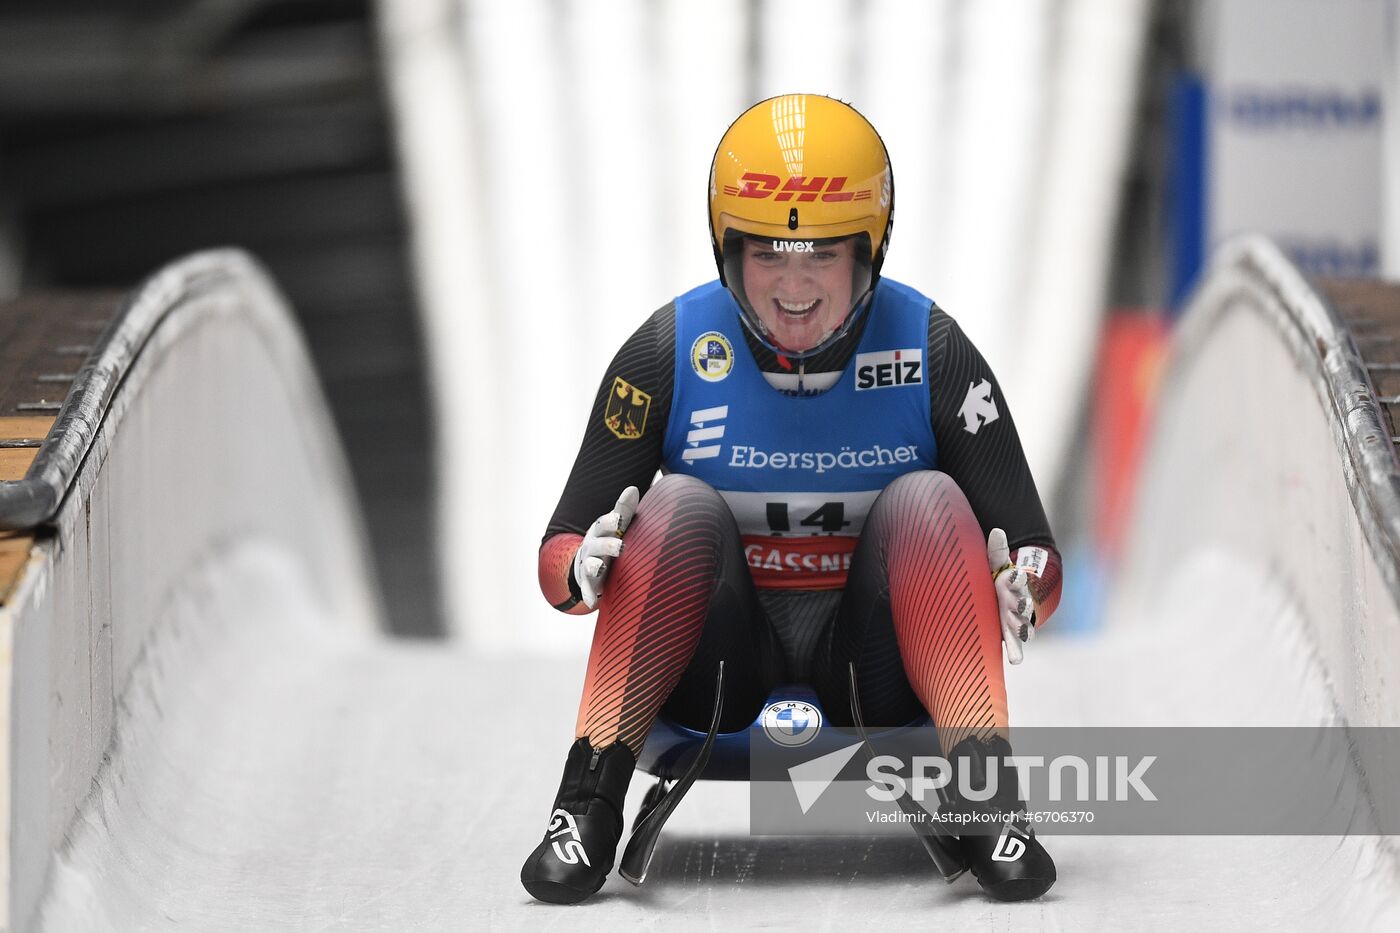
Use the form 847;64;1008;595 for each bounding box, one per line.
741;237;856;354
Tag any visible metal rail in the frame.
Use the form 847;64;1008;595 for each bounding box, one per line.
0;250;288;530
1175;236;1400;605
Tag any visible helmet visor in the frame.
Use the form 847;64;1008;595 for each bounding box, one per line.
721;230;874;360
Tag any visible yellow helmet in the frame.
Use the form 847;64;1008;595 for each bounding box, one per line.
708;94;894;357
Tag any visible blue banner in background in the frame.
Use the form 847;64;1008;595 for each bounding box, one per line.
1168;72;1207;314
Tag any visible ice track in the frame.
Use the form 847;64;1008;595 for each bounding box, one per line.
3;242;1399;931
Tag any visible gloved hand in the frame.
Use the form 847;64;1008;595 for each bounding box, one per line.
986;527;1036;665
572;486;640;609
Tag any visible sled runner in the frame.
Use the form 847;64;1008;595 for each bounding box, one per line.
619;662;966;884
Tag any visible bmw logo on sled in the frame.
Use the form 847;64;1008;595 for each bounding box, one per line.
760;699;822;747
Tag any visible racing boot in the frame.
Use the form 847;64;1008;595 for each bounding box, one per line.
942;734;1056;901
520;738;635;904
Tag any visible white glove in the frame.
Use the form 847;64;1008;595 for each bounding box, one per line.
987;527;1036;665
573;486;640;609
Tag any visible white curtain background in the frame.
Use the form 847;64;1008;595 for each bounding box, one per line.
377;0;1149;653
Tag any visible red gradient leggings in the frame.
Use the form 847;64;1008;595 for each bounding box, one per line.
575;471;1007;757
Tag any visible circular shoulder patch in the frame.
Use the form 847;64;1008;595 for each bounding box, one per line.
690;331;734;382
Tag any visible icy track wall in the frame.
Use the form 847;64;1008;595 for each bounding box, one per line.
1110;236;1400;728
0;251;380;932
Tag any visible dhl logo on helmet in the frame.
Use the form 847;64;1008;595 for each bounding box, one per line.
722;172;873;203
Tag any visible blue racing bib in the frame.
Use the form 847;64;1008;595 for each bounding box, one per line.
662;278;938;588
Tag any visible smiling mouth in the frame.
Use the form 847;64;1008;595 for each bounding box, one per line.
775;298;819;318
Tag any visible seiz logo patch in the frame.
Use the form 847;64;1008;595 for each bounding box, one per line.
547;809;591;866
691;331;734;382
722;173;873;203
682;405;728;462
855;348;923;390
604;376;650;440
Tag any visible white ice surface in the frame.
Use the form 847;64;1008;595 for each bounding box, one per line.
32;542;1400;932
